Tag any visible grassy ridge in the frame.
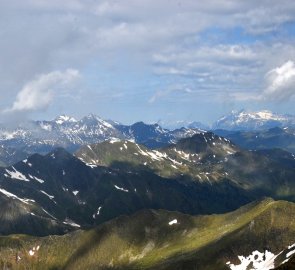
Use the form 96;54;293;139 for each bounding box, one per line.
0;198;295;270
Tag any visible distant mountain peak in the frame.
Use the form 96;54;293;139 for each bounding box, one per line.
214;110;295;131
160;120;209;130
84;113;101;120
80;114;114;128
54;115;77;125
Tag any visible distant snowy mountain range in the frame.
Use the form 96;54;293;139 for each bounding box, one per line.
160;110;295;131
160;120;210;130
0;109;294;166
0;114;201;165
213;110;295;131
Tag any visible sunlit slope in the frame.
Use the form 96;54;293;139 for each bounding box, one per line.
1;199;295;270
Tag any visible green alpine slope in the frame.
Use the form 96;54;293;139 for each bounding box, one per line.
0;199;295;270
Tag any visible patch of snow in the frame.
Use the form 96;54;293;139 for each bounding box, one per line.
86;163;97;168
168;157;182;166
40;190;55;200
72;190;79;196
281;258;289;265
87;145;92;151
5;167;30;181
63;218;80;228
135;144;167;161
0;188;33;205
114;185;129;192
41;208;57;220
169;219;178;225
96;206;102;215
287;249;295;258
77;157;97;168
174;149;191;161
148;150;164;161
109;138;120;144
28;174;44;183
227;250;281;270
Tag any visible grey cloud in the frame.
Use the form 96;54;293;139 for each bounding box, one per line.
1;0;295;113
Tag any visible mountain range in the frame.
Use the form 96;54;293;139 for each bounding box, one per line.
1;110;295;167
0;114;201;166
1;132;295;235
213;110;295;131
161;110;295;131
215;127;295;154
0;111;295;269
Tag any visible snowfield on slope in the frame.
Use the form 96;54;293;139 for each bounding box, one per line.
227;250;279;270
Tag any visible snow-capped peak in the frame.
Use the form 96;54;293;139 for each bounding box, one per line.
236;110;284;122
54;115;77;125
81;114;114;129
214;109;295;131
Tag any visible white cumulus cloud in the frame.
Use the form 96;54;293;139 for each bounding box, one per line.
231;60;295;102
4;69;80;113
263;61;295;101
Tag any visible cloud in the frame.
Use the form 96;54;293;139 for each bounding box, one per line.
1;1;295;122
230;60;295;102
263;61;295;101
149;85;193;103
4;69;80;113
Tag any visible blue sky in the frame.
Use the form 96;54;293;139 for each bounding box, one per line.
1;1;295;125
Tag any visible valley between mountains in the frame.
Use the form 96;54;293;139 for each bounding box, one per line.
0;112;295;269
